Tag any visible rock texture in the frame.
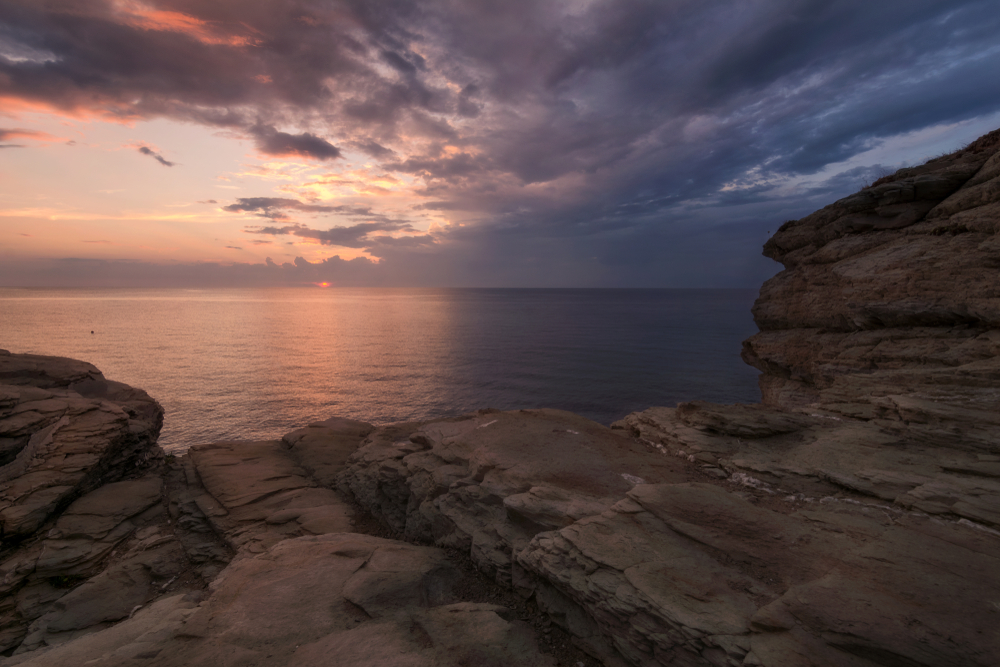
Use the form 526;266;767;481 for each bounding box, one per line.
0;351;169;653
607;129;1000;665
0;359;561;666
0;352;162;540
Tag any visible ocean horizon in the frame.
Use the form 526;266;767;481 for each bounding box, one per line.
0;287;761;452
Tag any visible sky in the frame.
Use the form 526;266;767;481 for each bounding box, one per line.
1;0;999;288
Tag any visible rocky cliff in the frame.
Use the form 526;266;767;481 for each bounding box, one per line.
1;128;999;667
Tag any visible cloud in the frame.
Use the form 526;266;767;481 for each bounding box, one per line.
0;128;55;141
250;124;342;160
0;127;62;148
137;146;174;166
224;195;434;255
344;139;397;159
225;245;242;250
197;199;218;204
4;0;1000;286
246;221;429;253
383;152;488;182
222;197;340;220
0;255;384;288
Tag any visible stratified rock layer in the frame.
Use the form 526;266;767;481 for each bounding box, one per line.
0;351;163;540
608;129;1000;665
0;357;561;667
339;407;1000;667
744;128;1000;428
0;351;168;653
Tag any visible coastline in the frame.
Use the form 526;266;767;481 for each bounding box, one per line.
1;128;999;665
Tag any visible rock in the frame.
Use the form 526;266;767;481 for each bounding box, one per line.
2;534;555;667
338;408;689;587
291;602;555;667
0;353;103;389
21;560;153;648
745;128;1000;420
514;479;1000;667
0;594;200;667
282;417;375;487
185;439;357;553
0;354;168;654
0;353;163;540
33;477;164;578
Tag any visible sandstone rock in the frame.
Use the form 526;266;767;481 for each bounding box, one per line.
745;128;1000;421
290;602;555;667
0;354;163;541
3;533;556;667
185;439;356;554
282;416;375;487
338;408;689;588
0;354;167;654
0;352;102;389
517;481;1000;667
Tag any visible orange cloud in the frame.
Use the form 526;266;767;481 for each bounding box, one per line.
0;96;142;125
0;128;66;144
111;1;259;47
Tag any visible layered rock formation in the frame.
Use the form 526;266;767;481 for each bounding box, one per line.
337;129;1000;666
2;128;999;667
0;362;565;666
610;128;1000;664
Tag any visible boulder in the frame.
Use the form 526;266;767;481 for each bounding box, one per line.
0;353;163;541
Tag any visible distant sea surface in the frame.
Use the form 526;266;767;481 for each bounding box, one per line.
0;288;761;453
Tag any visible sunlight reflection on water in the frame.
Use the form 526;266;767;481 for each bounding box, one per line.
0;287;761;452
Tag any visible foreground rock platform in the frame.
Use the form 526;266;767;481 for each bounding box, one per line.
2;127;1000;666
0;360;567;666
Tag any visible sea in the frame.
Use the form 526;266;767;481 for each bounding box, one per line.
0;288;762;453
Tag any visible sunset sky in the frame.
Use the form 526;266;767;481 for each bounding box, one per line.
2;0;999;287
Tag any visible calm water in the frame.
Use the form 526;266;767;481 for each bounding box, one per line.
0;288;761;452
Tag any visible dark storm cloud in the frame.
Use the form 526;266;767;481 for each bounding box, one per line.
4;0;1000;285
249;123;341;160
137;146;174;166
